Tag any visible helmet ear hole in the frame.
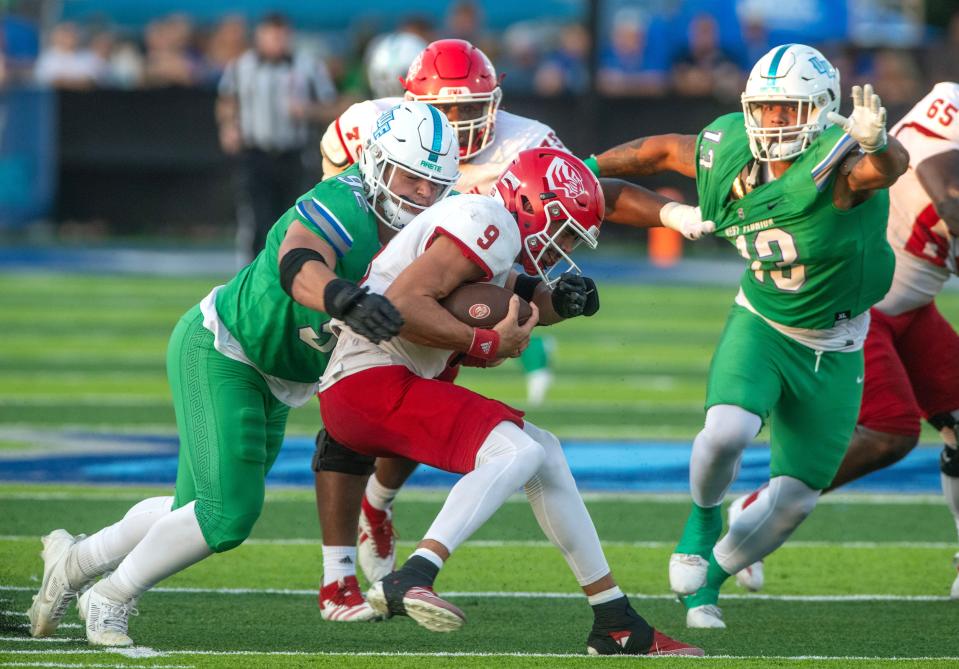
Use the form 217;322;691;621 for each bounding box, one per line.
520;195;534;215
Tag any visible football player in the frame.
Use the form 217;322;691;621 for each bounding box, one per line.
318;147;703;656
26;101;457;644
314;37;714;613
729;81;959;597
584;44;909;628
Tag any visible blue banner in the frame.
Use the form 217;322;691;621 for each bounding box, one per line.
0;87;56;229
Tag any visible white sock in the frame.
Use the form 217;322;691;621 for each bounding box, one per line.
411;547;444;570
690;404;762;507
68;496;173;588
522;422;610;586
587;585;623;606
941;472;959;539
365;474;400;512
95;501;212;603
713;476;819;574
422;421;544;553
526;370;553;406
322;546;357;586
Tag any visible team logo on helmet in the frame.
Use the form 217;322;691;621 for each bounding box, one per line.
545;157;585;199
468;303;491;320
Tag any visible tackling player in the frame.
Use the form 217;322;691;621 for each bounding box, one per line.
318;147;703;656
585;44;908;628
26;101;457;644
729;82;959;598
313;37;714;612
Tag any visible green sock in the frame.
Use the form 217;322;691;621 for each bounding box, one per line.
682;553;730;609
674;503;722;556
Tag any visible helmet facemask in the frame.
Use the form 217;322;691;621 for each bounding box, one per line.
521;197;599;287
360;142;457;231
741;92;835;162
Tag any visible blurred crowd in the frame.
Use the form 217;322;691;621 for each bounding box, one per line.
1;1;957;103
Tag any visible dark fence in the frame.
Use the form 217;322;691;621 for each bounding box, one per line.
53;89;911;233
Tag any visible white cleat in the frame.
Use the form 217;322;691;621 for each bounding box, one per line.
951;552;959;600
367;580;465;632
357;501;397;585
669;553;708;595
77;586;137;647
27;529;86;637
319;576;380;622
687;604;726;629
728;495;764;591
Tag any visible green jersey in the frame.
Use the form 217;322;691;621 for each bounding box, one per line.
215;164;380;383
695;113;894;329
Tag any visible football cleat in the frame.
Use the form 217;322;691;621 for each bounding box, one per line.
367;572;465;632
669;553;709;595
728;494;765;591
687;604;726;629
77;586;137;647
357;497;396;584
27;529;87;637
319;576;380;622
587;596;704;656
951;552;959;600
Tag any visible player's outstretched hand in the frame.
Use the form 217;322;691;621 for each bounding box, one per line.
325;279;404;344
659;202;716;241
493;295;539;358
826;84;888;154
551;272;600;318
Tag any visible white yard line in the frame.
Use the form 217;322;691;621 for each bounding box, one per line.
0;584;951;602
0;663;191;669
1;649;958;662
0;535;954;549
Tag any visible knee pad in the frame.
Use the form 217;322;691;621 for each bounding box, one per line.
311;429;375;476
476;422;545;473
768;476;819;529
194;501;261;553
702;405;762;453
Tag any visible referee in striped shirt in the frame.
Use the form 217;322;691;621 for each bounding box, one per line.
216;13;339;264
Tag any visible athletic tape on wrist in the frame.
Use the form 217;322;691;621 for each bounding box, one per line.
468;328;500;360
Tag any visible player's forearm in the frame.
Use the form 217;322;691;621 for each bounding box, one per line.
215;97;238;127
595;134;696;179
290;261;341;313
849;136;909;191
601;178;671;228
389;294;475;351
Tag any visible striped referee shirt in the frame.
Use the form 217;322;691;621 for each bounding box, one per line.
219;49;337;152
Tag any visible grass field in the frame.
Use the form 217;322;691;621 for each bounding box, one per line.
1;273;958;667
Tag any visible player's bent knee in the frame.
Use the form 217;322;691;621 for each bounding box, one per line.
770;477;819;530
702;405;761;453
312;428;375;476
207;511;261;553
871;432;919;469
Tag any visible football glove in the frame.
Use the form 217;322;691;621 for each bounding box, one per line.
551;273;600;319
659;202;716;241
826;84;888;154
324;279;404;345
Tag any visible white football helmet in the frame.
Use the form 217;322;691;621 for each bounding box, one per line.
358;100;460;231
365;32;427;99
741;44;841;162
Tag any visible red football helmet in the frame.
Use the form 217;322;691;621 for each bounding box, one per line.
493;148;604;286
402;38;502;159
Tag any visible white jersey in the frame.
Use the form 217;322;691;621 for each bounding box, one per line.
321;99;565;194
319;194;521;386
875;82;959;316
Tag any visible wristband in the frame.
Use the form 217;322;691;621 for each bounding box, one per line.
583;155;601;178
467;328;500;360
279;248;328;298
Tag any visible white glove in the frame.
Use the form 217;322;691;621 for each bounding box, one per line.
826;83;888;154
659;202;716;241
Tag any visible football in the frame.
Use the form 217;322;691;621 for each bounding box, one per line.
439;283;532;328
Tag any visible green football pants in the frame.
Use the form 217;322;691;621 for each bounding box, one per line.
167;305;289;552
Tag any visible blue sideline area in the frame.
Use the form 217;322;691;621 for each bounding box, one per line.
0;434;944;493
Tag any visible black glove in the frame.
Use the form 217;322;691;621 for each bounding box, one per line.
550;273;600;318
324;279;404;344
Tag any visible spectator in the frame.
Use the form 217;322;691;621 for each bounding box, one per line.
597;9;666;97
871;49;921;105
89;31;144;89
34;22;103;89
534;23;590;96
738;12;769;70
1;11;40;87
204;15;248;82
497;23;542;94
445;1;495;59
143;14;203;87
216;12;340;265
670;13;742;100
